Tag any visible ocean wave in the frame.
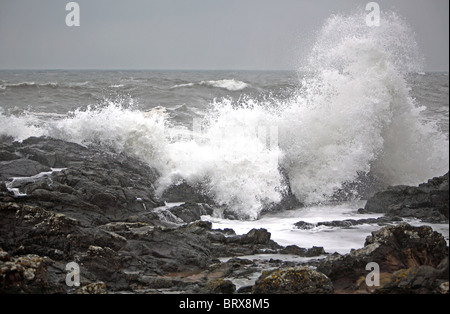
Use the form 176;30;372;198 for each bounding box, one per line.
1;10;448;220
67;81;90;88
1;82;59;89
171;82;195;88
0;109;45;141
172;79;248;91
0;81;96;90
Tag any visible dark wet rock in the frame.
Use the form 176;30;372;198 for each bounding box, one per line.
293;221;316;229
279;245;326;257
226;228;272;245
205;278;236;294
208;228;282;258
332;171;388;201
375;257;449;294
259;168;303;214
0;182;14;203
316;223;448;292
0;137;164;227
75;282;107;294
304;246;327;257
13;136;89;168
168;202;214;223
294;216;403;230
0;202;215;292
0;201;285;293
252;266;334;294
0;248;64;293
279;245;309;256
362;172;449;222
159;180;214;204
0;150;20;161
0;159;51;180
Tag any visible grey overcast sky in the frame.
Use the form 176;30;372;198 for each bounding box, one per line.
0;0;448;71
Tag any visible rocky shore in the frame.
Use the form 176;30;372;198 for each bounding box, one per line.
0;136;448;294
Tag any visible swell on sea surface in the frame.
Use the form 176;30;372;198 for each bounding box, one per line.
1;10;449;220
171;79;249;91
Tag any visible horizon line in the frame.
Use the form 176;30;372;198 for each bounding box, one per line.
0;68;449;73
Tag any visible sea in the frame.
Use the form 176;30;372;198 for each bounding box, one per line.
1;11;449;255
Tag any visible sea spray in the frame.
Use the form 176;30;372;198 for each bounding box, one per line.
281;10;448;201
0;10;448;220
157;98;286;220
0;108;44;141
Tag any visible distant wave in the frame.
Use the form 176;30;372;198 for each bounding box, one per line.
0;82;59;89
67;81;90;88
172;79;249;91
0;81;95;90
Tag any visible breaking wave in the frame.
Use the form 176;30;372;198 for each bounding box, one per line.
1;10;448;220
172;79;249;91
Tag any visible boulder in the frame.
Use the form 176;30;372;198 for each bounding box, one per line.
294;216;403;230
168;202;214;223
362;173;449;222
159;180;214;204
205;278;236;294
252;266;333;294
375;257;448;294
225;228;271;245
279;245;326;257
316;223;448;292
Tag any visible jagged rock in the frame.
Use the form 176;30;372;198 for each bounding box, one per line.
75;282;107;294
168;202;214;223
225;228;271;245
208;228;282;258
279;245;326;257
261;168;303;213
0;137;164;227
252;266;333;294
159;180;213;204
0;248;62;293
294;216;403;230
0;202;215;292
293;221;316;229
362;172;449;222
0;202;81;259
205;278;236;294
0;159;50;180
375;260;448;294
316;223;448;292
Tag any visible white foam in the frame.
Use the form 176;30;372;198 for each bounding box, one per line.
205;200;449;254
278;11;448;203
172;79;248;91
204;201;383;254
0;108;45;141
200;79;249;91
